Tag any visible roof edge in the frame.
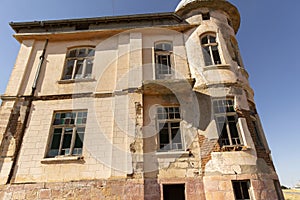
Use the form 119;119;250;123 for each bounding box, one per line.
175;1;240;33
10;12;183;33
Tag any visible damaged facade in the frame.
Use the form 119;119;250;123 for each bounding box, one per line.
0;0;284;199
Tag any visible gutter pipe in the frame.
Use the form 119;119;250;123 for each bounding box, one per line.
6;39;48;184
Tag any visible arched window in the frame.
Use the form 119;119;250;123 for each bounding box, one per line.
62;47;95;80
201;34;221;66
154;42;173;79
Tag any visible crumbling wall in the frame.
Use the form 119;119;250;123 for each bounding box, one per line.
0;98;28;185
0;179;144;200
236;108;275;170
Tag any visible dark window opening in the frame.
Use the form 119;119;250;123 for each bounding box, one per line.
203;46;213;66
163;184;185;200
216;115;241;146
213;99;242;147
232;180;250;200
230;37;243;67
157;107;183;151
212;46;221;64
201;34;221;66
62;47;95;80
156;54;172;76
251;118;264;148
274;180;284;200
155;42;173;79
47;110;87;158
202;13;210;20
227;18;233;27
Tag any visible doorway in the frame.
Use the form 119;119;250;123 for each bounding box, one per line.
163;184;185;200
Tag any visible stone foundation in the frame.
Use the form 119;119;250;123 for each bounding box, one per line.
0;179;144;200
0;176;282;200
0;178;206;200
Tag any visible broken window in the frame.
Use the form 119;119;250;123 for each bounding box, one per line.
232;180;251;200
47;110;87;158
250;115;265;148
201;34;221;66
230;37;243;67
274;180;285;200
155;42;173;79
202;12;210;20
163;184;185;200
62;47;95;80
213;99;242;147
157;106;183;151
227;18;233;28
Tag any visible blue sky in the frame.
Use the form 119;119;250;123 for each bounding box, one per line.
0;0;299;187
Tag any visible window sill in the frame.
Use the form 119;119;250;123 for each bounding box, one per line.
220;145;250;152
155;151;190;158
203;64;231;71
41;156;84;164
57;78;96;84
155;74;174;80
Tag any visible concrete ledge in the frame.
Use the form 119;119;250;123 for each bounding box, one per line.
202;64;231;72
57;78;96;84
155;151;190;158
41;156;84;164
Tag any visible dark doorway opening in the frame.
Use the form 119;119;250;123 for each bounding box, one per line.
163;184;185;200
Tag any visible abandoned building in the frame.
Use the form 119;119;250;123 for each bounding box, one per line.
0;0;284;199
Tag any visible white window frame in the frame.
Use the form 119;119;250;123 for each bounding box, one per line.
213;99;243;147
47;110;87;158
201;34;222;66
62;47;95;80
154;42;173;80
156;106;183;151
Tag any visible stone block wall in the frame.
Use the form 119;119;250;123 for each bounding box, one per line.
0;179;144;200
0;178;207;200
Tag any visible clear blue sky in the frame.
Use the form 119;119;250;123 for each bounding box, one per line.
0;0;299;187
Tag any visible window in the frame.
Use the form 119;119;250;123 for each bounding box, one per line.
251;116;264;148
232;180;251;200
274;180;284;200
201;34;221;66
62;47;95;80
163;184;185;200
157;106;183;151
230;37;243;67
213;99;242;147
47;110;87;158
155;42;173;79
227;18;233;27
202;12;210;20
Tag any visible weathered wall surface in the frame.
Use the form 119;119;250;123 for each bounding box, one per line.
0;1;284;199
0;178;207;200
0;100;16;185
0;177;282;200
0;179;144;200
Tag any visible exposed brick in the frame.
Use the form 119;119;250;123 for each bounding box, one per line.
51;189;61;198
237;109;275;170
198;135;220;175
39;189;51;199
